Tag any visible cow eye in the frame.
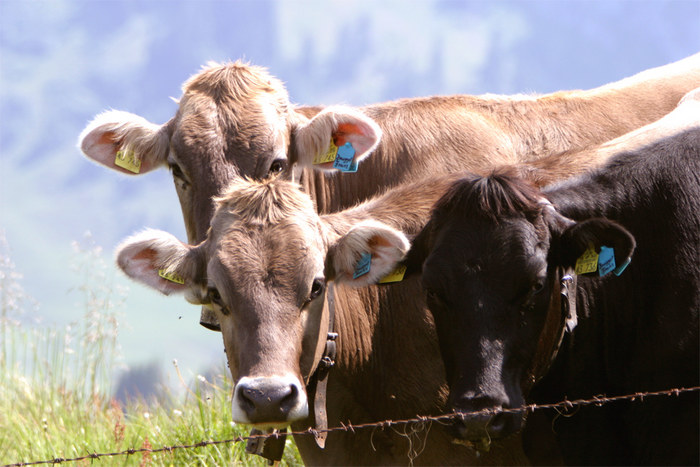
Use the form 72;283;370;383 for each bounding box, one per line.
532;280;545;294
517;279;547;310
207;287;229;315
208;287;222;305
169;162;190;188
309;278;325;301
269;159;286;174
169;162;185;179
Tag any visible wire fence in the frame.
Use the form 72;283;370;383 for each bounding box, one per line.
4;385;699;467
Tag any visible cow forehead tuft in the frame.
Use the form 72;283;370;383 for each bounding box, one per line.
182;60;289;106
433;170;544;226
213;176;316;226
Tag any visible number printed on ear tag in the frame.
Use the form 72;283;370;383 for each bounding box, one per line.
115;149;141;173
159;269;185;284
575;245;599;275
353;252;371;279
313;140;338;165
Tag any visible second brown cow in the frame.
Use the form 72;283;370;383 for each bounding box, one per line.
81;54;700;331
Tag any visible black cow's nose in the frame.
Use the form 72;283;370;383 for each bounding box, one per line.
232;376;308;425
450;396;523;441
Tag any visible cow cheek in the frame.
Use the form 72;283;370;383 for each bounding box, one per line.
182;204;199;245
220;320;242;382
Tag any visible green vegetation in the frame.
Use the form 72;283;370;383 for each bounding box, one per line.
0;233;302;466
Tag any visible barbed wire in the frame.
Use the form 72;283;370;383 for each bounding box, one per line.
4;385;698;467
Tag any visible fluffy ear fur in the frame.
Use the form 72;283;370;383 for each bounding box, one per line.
557;218;636;274
115;229;203;295
294;106;382;171
327;220;410;287
79;110;170;175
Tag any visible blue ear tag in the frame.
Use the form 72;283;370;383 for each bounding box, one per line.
333;142;357;172
598;246;616;276
353;252;371;279
613;257;631;276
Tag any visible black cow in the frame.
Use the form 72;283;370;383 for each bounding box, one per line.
404;128;700;465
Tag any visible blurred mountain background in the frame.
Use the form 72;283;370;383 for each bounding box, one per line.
1;0;698;396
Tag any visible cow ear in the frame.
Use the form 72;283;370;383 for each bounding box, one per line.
79;110;170;175
327;221;410;287
115;229;204;295
293;106;382;172
557;218;636;276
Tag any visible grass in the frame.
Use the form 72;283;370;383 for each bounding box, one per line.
0;233;303;466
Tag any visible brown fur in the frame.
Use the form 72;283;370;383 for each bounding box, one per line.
86;55;700;464
115;90;700;464
197;174;527;465
146;54;700;241
195;89;700;464
80;56;700;240
300;54;700;214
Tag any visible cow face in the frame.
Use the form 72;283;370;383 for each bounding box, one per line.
405;173;634;444
115;177;408;428
80;61;381;244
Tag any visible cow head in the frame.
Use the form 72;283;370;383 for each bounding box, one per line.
115;177;408;428
80;61;382;244
403;171;635;444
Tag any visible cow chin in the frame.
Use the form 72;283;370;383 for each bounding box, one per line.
231;375;309;427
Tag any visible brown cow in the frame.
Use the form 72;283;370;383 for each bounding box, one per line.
79;54;700;330
114;173;528;465
112;90;700;465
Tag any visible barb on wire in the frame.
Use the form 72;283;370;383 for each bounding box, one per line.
4;385;699;467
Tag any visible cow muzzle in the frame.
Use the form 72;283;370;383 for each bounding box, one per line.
450;395;524;443
231;375;308;426
200;306;221;332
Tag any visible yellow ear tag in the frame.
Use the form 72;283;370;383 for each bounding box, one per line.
574;245;599;275
378;265;407;284
158;269;185;284
313;140;338;165
115;149;142;174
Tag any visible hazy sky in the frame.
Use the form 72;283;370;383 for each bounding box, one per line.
1;0;698;384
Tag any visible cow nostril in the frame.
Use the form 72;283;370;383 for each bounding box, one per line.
488;412;507;435
238;386;261;415
279;383;298;415
488;411;524;439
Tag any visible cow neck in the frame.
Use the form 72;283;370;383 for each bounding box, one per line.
298;165;382;215
523;267;577;392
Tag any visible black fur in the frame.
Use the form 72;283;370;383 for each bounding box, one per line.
411;129;700;465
